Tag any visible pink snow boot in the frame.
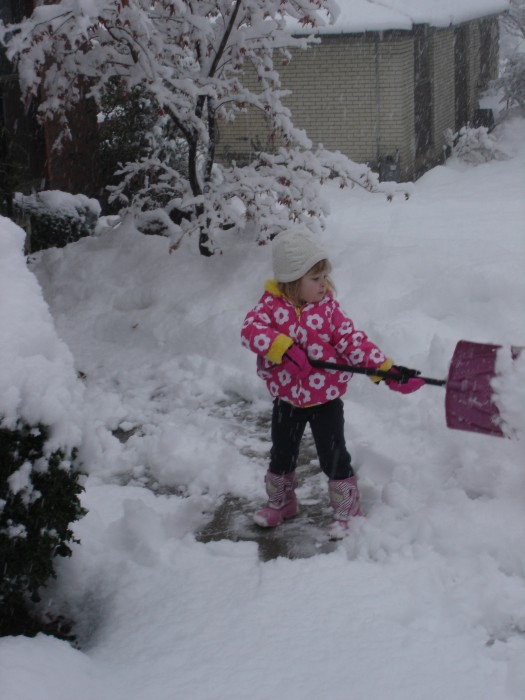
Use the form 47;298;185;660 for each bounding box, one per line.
326;475;363;540
253;471;298;528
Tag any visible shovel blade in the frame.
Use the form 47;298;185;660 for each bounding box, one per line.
445;340;506;437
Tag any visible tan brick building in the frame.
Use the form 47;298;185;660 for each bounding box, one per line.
217;2;504;182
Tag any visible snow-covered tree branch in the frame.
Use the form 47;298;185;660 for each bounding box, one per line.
501;0;525;38
1;0;382;255
497;0;525;111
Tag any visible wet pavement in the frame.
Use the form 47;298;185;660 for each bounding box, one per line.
196;463;340;561
115;393;341;560
200;395;344;560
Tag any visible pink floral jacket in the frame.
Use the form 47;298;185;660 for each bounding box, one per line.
241;280;390;407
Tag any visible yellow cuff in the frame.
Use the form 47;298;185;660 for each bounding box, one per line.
370;358;395;383
266;334;294;364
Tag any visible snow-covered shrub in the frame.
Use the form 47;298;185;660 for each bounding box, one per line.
445;126;508;165
13;190;101;252
0;215;87;637
0;419;86;637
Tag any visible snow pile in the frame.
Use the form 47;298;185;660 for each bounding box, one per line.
493;348;525;438
0;216;84;448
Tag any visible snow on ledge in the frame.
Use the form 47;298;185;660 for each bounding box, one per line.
290;0;509;35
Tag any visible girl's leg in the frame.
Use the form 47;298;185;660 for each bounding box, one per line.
309;400;362;538
308;399;353;480
269;399;308;475
254;400;307;528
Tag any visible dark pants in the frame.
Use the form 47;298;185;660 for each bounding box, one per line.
269;398;353;480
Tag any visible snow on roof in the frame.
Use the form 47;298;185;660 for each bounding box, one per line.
299;0;509;35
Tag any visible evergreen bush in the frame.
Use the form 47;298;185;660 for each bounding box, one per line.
0;419;86;637
13;190;100;253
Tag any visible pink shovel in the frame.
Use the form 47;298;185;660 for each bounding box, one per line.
311;340;523;438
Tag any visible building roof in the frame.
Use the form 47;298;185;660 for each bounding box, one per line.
294;0;509;34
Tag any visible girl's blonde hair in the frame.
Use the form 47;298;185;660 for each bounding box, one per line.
277;259;335;306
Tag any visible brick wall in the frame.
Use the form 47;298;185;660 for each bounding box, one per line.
218;32;417;180
430;28;455;163
468;22;482;119
374;36;415;178
282;33;418;173
479;18;500;88
283;36;379;161
217;17;499;182
216;66;272;164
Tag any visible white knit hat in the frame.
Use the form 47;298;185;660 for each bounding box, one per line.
272;229;329;283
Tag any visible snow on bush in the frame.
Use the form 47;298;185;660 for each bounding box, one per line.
0;215;87;635
0;216;85;446
446;125;509;164
14;191;101;252
15;191;100;221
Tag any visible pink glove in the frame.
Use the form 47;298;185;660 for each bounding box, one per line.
282;344;312;379
385;366;425;394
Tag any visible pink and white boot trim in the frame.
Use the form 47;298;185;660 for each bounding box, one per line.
327;475;363;540
253;471;298;528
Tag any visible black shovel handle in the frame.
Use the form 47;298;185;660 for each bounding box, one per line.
310;359;446;387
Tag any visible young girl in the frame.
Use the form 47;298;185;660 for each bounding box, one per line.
241;229;424;539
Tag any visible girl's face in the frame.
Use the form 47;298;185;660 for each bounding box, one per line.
298;268;330;304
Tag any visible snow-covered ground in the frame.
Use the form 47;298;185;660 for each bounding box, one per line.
1;115;525;700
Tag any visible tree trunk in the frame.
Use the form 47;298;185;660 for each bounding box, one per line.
187;96;214;257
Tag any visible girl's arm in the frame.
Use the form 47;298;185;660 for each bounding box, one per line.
241;300;293;363
331;303;393;374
